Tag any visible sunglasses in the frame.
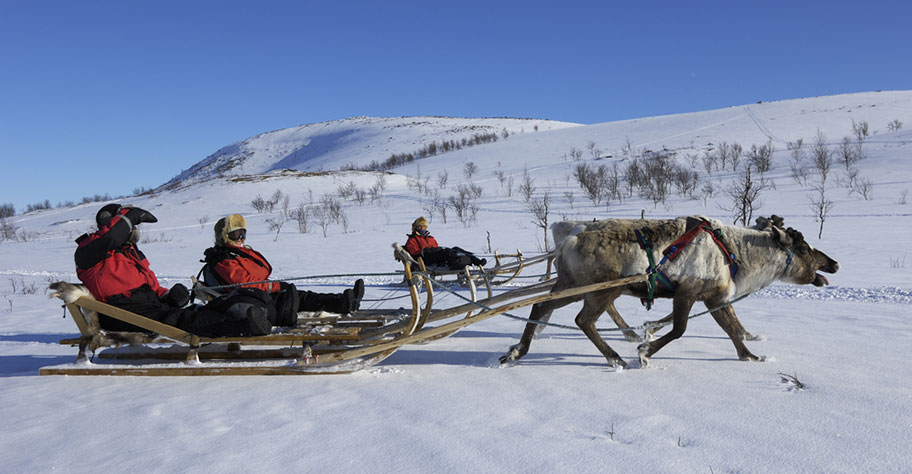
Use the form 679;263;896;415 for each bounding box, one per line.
227;229;247;241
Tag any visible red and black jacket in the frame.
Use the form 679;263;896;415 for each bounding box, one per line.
74;209;166;302
202;244;279;293
404;232;439;259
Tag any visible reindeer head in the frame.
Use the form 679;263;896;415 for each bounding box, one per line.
771;226;839;286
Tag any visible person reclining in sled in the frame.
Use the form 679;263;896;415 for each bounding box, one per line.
199;214;364;325
404;216;486;270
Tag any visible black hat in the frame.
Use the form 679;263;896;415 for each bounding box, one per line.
95;203;122;228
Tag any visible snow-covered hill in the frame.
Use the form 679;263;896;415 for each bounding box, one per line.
162;116;580;189
2;91;912;473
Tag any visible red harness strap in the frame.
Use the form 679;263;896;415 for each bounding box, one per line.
661;219;739;278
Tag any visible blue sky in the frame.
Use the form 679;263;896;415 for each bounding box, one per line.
2;0;909;212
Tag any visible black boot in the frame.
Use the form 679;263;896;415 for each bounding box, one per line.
299;291;352;314
351;279;364;311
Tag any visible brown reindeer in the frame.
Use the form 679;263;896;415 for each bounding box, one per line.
500;216;839;369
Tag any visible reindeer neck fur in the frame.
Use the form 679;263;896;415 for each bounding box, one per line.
718;225;793;297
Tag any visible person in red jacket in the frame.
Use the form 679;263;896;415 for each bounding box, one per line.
201;214;364;317
75;203;271;336
404;216;486;270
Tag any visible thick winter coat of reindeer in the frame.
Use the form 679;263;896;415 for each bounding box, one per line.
501;215;838;369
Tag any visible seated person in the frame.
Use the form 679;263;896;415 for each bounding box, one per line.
200;214;364;321
404;216;486;270
75;204;271;337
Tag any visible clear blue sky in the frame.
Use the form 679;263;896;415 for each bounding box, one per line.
2;0;909;212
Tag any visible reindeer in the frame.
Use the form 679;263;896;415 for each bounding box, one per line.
501;216;838;369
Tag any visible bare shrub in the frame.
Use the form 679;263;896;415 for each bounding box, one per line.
587;141;600;160
573;162;607;205
198;216;208;230
449;185;479;227
809;183;834;239
747;140;774;174
527;192;551;252
887;119;903;132
518;169;536;203
569;147;583;161
720;165;767;226
437;170;449;189
852;120;869;142
788;139;809;185
701;150;717;175
290;205;310;233
899;189;909;205
811;131;833;186
0;203;14;218
463;162;478;180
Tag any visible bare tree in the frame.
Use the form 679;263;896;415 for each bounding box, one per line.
290;204;310;233
852;120;869;143
730;143;743;172
518;169;536;202
811;131;833;187
809;183;834;239
569;147;583;161
527;192;552;252
437;170;449;189
747;140;774;174
587;141;600;160
788;139;809;185
463;162;478;180
265;194;291;241
720;165;766;226
887;119;903;132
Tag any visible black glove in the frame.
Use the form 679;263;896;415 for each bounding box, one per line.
124;206;158;225
165;283;190;307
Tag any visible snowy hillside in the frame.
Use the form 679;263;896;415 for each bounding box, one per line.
162;116;580;189
2;91;911;473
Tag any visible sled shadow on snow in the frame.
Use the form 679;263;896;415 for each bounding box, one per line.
0;333;75;344
0;355;72;377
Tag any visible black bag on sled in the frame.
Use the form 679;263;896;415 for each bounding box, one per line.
203;287;274;336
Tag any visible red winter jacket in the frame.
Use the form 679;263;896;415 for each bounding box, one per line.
208;244;280;293
404;232;439;258
74;209;166;302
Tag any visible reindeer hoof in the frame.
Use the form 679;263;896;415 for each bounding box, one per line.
608;358;628;370
637;343;651;367
499;344;525;364
743;354;767;362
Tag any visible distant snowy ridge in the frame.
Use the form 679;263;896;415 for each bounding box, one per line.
161;116;580;189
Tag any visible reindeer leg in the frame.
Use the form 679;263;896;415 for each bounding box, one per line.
500;296;576;364
576;294;627;368
638;295;694;367
644;311;673;340
604;299;642;342
709;304;763;361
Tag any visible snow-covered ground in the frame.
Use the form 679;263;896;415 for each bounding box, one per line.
2;91;911;473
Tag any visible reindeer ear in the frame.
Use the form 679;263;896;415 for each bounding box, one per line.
772;226;792;246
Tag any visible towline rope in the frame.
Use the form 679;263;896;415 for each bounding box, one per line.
419;270;751;334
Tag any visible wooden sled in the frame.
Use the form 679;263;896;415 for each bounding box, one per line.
41;250;428;376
